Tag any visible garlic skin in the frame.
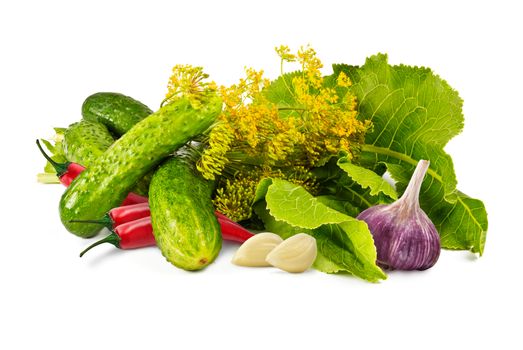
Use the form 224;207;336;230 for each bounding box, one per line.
357;160;440;270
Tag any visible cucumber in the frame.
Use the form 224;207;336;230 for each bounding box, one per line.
130;171;154;196
82;92;153;136
60;95;222;237
62;120;151;196
149;157;222;270
62;120;114;167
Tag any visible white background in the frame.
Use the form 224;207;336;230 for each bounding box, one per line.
1;0;521;349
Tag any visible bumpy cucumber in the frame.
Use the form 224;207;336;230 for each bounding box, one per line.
82;92;153;136
130;171;154;196
62;120;151;196
62;120;114;167
149;157;222;270
60;95;222;237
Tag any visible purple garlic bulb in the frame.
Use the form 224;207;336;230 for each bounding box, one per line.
357;160;440;270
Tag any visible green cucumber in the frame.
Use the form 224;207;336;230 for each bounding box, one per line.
130;172;154;197
62;120;151;196
60;94;222;237
82;92;153;136
62;120;114;167
149;157;222;270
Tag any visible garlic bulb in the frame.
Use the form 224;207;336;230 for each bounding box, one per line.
357;160;440;270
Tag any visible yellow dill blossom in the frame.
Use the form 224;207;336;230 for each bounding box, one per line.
163;65;216;107
196;45;369;181
277;49;365;165
296;46;323;89
275;45;296;62
337;71;352;87
192;45;370;220
197;122;235;180
213;176;258;222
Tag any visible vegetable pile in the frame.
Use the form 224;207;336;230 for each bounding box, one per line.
37;46;488;282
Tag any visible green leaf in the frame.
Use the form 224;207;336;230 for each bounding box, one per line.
253;201;311;240
40;137;66;174
266;179;349;228
431;192;488;255
337;157;397;200
315;195;361;218
335;54;462;201
312;223;387;282
321;172;394;214
252;177;274;204
334;54;488;254
263;71;301;108
260;179;385;282
312;250;345;274
40;138;56;154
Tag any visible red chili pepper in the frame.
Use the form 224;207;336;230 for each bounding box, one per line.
69;204;234;231
37;139;86;186
58;163;86;186
69;202;151;229
79;214;254;257
37;139;148;205
217;217;254;243
79;217;155;257
121;192;149;206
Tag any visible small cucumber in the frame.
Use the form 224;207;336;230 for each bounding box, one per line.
62;120;114;167
82;92;153;136
149;157;222;270
60;94;222;237
62;120;151;196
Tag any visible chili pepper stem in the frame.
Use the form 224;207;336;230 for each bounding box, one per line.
36;139;69;176
79;232;121;257
69;215;113;229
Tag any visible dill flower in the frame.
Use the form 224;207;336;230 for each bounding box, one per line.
275;45;296;62
197;122;235;180
163;65;217;108
337;71;352;88
197;45;370;176
173;45;371;221
296;46;323;89
213;176;258;222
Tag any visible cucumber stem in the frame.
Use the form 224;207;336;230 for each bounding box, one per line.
36;139;69;176
79;232;121;257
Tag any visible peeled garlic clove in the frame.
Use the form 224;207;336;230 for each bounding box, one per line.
232;232;283;267
265;233;317;273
